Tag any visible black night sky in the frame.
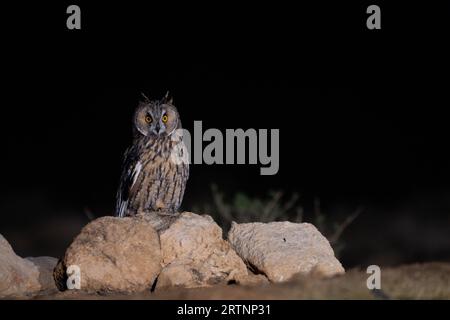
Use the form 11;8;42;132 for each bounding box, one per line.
1;2;449;267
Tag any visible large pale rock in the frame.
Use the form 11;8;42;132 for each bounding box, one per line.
228;221;345;282
157;212;248;289
0;234;58;298
54;216;161;293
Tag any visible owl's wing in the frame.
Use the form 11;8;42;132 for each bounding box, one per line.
116;146;142;217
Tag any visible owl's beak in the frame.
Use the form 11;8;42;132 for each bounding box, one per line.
154;123;164;136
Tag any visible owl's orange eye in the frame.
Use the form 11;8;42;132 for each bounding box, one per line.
145;115;152;124
162;114;168;123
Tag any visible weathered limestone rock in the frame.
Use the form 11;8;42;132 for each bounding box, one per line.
0;234;57;298
26;256;59;293
54;216;161;293
157;212;248;289
228;221;345;282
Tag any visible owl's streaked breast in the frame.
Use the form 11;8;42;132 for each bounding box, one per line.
116;137;189;217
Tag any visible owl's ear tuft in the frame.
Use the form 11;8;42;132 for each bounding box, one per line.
140;92;151;103
163;91;173;104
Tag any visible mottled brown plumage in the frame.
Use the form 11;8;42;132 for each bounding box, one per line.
116;94;189;221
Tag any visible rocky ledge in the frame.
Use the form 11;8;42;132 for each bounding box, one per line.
1;212;344;298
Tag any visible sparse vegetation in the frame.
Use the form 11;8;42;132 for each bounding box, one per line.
191;184;362;256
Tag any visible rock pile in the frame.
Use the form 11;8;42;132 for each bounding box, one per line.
0;212;344;298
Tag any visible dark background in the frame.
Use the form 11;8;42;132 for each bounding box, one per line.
1;2;449;268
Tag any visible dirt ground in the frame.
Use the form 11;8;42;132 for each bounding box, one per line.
30;262;450;300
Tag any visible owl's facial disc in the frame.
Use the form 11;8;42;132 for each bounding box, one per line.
151;114;166;136
160;105;179;136
135;107;154;137
134;100;179;138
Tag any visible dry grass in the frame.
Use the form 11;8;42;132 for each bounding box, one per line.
191;184;362;256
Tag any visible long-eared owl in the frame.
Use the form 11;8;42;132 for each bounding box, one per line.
116;93;189;218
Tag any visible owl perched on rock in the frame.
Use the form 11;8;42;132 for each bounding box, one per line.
116;93;189;221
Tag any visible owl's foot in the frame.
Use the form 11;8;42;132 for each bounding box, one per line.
139;209;179;217
155;210;180;217
137;209;180;233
